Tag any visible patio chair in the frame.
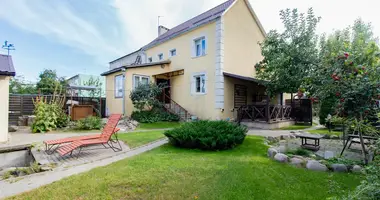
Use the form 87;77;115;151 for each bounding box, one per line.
56;123;123;157
44;114;122;154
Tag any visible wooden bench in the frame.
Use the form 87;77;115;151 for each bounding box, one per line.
340;134;378;156
298;133;324;151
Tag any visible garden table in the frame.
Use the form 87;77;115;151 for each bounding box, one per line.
298;133;323;151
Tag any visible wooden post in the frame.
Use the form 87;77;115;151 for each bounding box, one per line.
99;88;102;117
266;95;270;123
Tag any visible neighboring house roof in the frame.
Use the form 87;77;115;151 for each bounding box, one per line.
101;60;171;76
109;48;142;64
0;54;16;76
142;0;236;50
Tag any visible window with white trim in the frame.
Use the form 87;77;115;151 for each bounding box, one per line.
194;74;206;94
133;75;150;89
148;57;152;63
114;75;123;98
158;53;164;61
169;49;176;57
194;37;206;57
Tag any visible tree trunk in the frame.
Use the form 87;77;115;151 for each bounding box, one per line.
358;116;368;164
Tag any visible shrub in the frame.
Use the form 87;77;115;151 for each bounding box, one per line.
319;97;336;125
286;148;312;157
164;120;247;150
131;109;179;123
75;116;104;130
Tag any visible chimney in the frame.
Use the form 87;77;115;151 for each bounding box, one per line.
158;25;169;37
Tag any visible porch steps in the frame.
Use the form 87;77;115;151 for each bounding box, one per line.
164;101;194;122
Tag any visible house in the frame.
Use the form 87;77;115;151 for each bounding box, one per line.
0;54;16;142
101;0;293;128
67;74;105;97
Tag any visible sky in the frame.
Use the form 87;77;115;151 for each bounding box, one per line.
0;0;379;82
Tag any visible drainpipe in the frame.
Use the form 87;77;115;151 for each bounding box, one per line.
121;68;126;116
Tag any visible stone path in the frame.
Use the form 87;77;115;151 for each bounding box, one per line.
247;129;292;137
0;138;168;199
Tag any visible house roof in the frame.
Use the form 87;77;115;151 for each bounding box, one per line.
109;48;142;64
0;54;16;76
223;72;266;85
142;0;236;50
101;60;171;76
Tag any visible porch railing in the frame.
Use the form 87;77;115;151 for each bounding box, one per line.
237;104;292;124
162;94;192;121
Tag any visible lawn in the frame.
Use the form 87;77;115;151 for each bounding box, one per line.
136;121;182;130
308;128;343;136
9;136;361;200
117;131;166;148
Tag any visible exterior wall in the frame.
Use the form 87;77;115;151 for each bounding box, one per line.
0;76;10;143
223;0;265;78
109;51;147;70
145;22;218;119
105;72;124;115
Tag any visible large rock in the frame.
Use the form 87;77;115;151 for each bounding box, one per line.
280;134;291;140
8;126;18;132
324;151;335;159
27;115;36;126
331;164;348;172
352;165;363;173
267;148;278;158
306;160;328;172
290;157;305;168
274;153;288;163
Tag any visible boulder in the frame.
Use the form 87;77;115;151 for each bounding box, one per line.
331;164;348;172
324;151;335;159
352;165;362;173
266;136;278;144
267;148;278;158
306;160;328;172
322;134;331;139
330;135;339;139
8;125;18;132
290;157;305;167
280;134;290;140
274;153;288;163
27;115;36;126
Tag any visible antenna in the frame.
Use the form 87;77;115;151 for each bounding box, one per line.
2;40;15;55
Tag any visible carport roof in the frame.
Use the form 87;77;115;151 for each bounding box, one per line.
223;72;266;85
0;54;16;76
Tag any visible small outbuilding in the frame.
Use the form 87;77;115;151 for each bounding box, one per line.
0;54;16;143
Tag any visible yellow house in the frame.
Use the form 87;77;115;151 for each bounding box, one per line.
101;0;293;128
0;54;16;143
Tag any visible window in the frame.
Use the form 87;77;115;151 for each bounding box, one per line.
148;57;152;63
194;37;206;57
114;75;123;98
194;74;206;94
133;75;150;89
169;49;177;57
158;53;164;61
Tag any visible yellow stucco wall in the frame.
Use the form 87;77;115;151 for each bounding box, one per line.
0;76;10;143
223;0;265;78
105;72;123;115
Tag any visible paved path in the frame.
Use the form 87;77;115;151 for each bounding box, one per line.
247;129;293;137
0;138;168;199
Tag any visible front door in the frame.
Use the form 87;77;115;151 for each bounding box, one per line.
156;79;171;104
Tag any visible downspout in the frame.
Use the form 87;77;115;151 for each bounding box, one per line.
121;68;126;116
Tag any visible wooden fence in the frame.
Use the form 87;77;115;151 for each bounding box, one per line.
9;94;106;125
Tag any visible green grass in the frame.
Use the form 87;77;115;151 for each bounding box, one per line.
308;128;343;136
117;131;166;148
136;122;182;130
8;136;361;200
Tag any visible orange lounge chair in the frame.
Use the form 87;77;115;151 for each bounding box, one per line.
56;122;123;156
44;114;122;154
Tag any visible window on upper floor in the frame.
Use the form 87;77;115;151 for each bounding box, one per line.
133;75;150;89
193;73;206;94
169;49;177;57
114;74;123;98
158;53;164;61
148;57;152;63
194;37;206;57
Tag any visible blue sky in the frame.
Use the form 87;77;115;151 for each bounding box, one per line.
1;0;379;82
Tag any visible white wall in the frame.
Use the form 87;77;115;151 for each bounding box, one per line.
109;51;147;70
0;76;10;143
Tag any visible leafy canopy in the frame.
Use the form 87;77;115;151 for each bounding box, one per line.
255;8;320;96
129;83;163;111
36;69;67;94
9;76;37;94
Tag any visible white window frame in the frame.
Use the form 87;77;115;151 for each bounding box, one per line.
133;74;150;89
193;36;206;58
158;53;164;61
114;74;123;98
191;72;207;95
169;49;177;57
148;57;152;63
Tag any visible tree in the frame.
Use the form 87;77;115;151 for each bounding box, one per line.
129;83;163;111
9;76;37;94
36;69;66;94
83;77;103;98
255;8;320;96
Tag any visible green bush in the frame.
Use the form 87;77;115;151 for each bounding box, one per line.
319;97;336;125
286;148;312;157
131;109;180;123
75;116;104;130
164;120;247;150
